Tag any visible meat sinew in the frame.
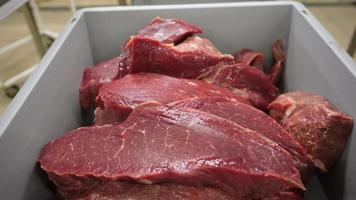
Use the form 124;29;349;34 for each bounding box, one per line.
95;73;251;124
170;96;314;182
269;91;353;171
39;104;303;200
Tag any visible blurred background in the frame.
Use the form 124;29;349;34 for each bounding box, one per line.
0;0;355;114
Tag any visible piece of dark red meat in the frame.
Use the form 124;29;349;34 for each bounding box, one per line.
233;40;285;86
39;105;303;200
124;36;234;78
95;73;251;124
268;40;285;85
79;56;128;109
128;16;202;45
72;182;234;200
199;63;278;111
170;96;314;183
80;17;203;109
269;91;353;171
234;49;264;70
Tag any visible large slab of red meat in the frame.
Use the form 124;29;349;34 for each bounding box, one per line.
95;73;251;124
269;91;353;171
39;105;303;199
124;36;233;78
170;96;314;182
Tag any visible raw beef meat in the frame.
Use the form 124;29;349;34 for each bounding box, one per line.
268;40;285;85
269;91;353;171
123;36;233;78
170;96;314;182
261;190;303;200
80;17;203;109
198;63;278;110
79;56;128;109
74;182;234;200
95;73;251;124
127;16;202;45
39;105;303;199
234;49;264;70
170;96;304;154
269;91;332;123
233;40;285;86
68;182;302;200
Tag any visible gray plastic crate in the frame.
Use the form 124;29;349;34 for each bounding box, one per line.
0;1;355;199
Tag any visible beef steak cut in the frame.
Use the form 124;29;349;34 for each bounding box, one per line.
269;91;353;171
170;96;314;182
39;105;303;199
199;63;278;110
124;36;233;78
95;73;251;124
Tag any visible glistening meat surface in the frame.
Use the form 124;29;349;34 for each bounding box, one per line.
124;36;233;78
39;105;303;200
95;73;251;124
170;96;314;182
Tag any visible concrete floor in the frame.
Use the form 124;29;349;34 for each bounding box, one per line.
0;3;355;115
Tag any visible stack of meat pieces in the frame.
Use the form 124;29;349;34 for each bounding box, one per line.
39;17;353;200
79;16;281;111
